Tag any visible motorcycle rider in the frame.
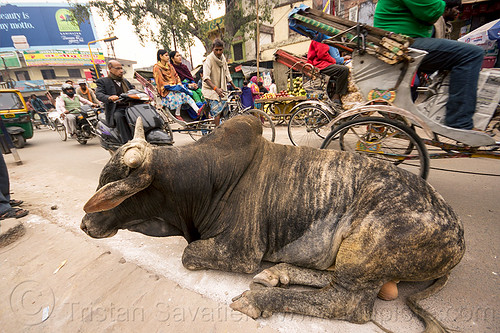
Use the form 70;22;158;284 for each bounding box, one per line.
56;83;97;138
76;79;99;104
95;60;135;144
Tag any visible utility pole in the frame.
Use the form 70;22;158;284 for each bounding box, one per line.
256;0;260;79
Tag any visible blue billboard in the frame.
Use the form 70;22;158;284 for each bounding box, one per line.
0;3;98;51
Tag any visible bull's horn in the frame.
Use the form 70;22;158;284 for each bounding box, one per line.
134;117;146;141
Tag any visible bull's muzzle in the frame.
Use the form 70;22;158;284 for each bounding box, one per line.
80;215;118;238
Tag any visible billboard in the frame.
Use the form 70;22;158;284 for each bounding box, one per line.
12;80;46;92
0;3;98;51
22;50;105;67
0;52;22;69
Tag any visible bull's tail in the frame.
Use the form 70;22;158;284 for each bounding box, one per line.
406;273;456;333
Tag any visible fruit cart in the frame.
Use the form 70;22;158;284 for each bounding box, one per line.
258;49;333;125
255;95;307;125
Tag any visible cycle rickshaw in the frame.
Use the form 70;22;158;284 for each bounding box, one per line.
286;6;499;179
134;72;276;142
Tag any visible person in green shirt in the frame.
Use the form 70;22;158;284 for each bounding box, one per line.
374;0;484;131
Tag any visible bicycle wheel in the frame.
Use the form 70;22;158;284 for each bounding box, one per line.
321;117;429;179
288;105;332;147
56;119;67;141
243;109;276;142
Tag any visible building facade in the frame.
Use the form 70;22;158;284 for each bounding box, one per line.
0;50;136;97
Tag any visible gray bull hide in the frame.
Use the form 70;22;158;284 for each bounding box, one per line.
81;116;465;330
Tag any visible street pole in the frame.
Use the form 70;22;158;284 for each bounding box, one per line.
256;0;260;79
87;36;118;79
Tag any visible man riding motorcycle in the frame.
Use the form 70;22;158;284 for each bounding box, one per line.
56;83;97;138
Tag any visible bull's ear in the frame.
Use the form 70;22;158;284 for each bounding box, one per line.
83;172;153;213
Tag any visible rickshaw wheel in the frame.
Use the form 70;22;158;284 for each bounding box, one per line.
288;105;332;148
243;109;276;142
12;134;26;149
56;120;67;141
321;117;430;179
187;122;215;141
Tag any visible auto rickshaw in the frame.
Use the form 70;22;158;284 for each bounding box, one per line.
0;89;34;148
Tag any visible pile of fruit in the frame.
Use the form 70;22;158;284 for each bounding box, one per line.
258;76;307;99
261;90;290;99
288;76;306;96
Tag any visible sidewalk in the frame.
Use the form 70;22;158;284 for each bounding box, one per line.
0;217;276;333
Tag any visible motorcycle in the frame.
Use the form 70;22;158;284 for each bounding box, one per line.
74;105;101;145
96;89;174;152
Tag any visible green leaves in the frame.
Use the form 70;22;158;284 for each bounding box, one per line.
69;0;277;59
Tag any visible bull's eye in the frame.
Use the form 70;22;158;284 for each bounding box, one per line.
123;148;143;168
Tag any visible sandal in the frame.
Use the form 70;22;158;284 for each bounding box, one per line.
9;199;23;207
0;207;29;220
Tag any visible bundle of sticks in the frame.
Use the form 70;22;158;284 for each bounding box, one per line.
289;7;414;65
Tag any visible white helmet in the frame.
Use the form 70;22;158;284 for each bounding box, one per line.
61;83;73;90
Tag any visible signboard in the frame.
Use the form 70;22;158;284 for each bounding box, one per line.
22;50;105;67
205;17;224;33
0;3;98;51
12;80;46;92
0;52;22;69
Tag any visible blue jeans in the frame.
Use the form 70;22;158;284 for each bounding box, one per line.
411;38;484;130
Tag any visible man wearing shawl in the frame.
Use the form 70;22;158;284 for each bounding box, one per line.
201;39;240;125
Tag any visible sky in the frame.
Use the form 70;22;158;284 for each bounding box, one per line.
3;0;224;69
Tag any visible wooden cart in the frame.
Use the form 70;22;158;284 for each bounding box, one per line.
256;95;307;125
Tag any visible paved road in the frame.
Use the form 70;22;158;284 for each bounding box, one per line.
2;124;499;332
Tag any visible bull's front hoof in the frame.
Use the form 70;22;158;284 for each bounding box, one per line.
253;269;280;287
230;291;262;319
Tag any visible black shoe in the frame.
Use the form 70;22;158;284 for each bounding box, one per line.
9;199;23;207
0;207;29;220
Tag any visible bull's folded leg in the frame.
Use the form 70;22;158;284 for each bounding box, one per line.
252;263;335;288
182;237;263;273
231;283;379;323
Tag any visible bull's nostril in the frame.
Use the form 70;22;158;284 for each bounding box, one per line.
80;222;88;233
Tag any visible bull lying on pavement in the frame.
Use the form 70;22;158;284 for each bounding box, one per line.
81;115;465;331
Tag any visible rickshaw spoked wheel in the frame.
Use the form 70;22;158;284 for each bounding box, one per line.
321;117;430;179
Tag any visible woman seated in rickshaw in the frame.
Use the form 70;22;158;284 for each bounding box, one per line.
153;50;205;121
169;50;205;105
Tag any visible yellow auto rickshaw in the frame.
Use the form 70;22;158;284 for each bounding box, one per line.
0;89;34;148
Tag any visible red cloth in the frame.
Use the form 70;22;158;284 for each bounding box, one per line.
307;40;337;70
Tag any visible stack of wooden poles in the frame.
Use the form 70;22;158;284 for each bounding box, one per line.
289;7;414;65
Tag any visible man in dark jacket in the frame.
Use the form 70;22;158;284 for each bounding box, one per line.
96;60;134;144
